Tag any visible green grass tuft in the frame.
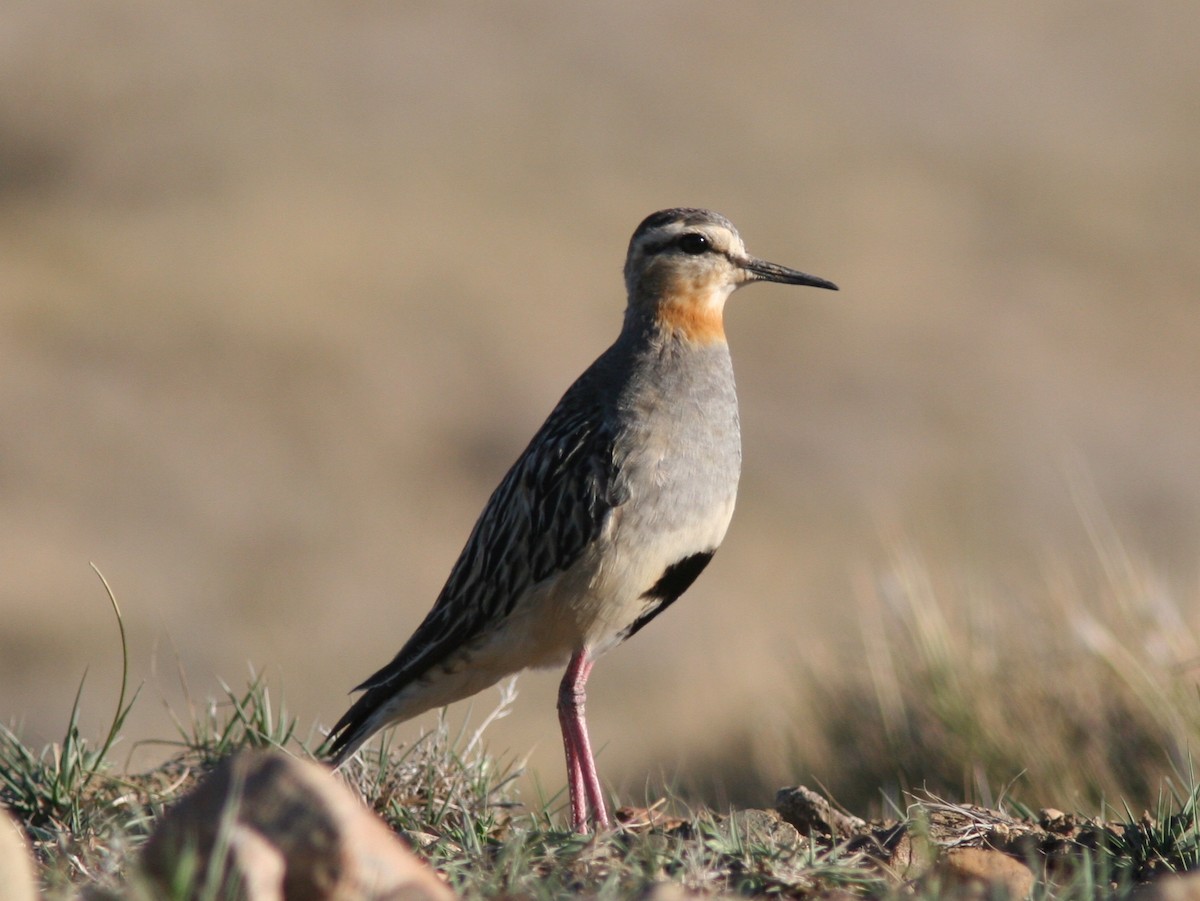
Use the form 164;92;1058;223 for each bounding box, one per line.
6;545;1200;899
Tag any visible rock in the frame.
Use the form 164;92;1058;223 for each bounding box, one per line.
637;884;742;901
1038;808;1077;835
871;825;936;883
1132;872;1200;901
929;847;1035;900
225;823;287;900
775;786;866;840
615;805;687;832
0;807;37;901
726;808;804;849
722;809;816;886
139;748;454;901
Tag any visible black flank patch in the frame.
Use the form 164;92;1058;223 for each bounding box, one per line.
622;550;715;641
643;551;715;601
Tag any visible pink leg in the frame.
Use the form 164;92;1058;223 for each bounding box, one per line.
557;650;610;832
559;706;587;829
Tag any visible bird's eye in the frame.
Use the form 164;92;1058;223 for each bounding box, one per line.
677;233;710;255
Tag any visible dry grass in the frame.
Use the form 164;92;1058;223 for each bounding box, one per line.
682;511;1200;816
4;538;1200;897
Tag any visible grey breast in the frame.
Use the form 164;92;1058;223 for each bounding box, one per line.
610;335;742;543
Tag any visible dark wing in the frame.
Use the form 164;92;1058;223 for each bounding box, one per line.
326;375;626;759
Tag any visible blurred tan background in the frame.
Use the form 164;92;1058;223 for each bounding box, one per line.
2;3;1197;805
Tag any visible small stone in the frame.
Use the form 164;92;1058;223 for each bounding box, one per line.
1038;808;1075;834
727;808;804;849
139;748;455;901
637;884;745;901
878;827;936;883
1132;872;1200;901
930;847;1035;900
226;824;286;901
775;786;867;839
0;807;37;901
616;805;687;832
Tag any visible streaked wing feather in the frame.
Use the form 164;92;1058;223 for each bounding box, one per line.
352;389;624;696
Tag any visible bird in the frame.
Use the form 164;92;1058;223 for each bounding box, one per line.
325;208;837;832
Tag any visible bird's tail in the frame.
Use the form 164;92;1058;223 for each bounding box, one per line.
322;684;394;766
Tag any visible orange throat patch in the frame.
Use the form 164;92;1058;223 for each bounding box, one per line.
656;293;727;344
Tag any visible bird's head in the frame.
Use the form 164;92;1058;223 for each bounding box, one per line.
623;208;837;343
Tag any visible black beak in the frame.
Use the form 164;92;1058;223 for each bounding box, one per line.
742;256;838;291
